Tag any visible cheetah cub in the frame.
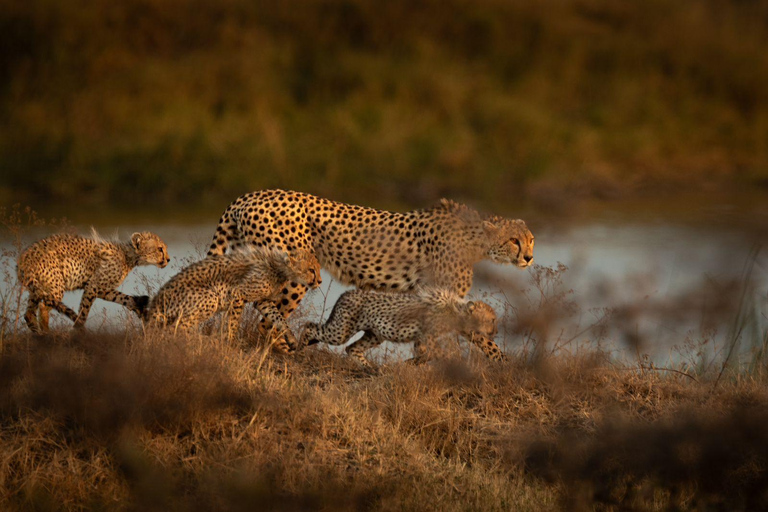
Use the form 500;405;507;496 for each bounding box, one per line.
301;288;504;365
18;231;170;333
147;248;321;345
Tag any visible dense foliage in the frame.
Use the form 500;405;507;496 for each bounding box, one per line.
2;0;767;208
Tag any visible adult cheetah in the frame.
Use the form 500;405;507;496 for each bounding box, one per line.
147;248;321;346
301;288;502;365
18;231;169;333
208;190;533;350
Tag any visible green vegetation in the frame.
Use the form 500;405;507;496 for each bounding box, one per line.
1;0;767;211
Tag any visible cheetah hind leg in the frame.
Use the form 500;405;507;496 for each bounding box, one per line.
345;331;383;367
24;297;40;333
300;322;321;347
38;302;50;332
200;313;221;336
407;335;432;366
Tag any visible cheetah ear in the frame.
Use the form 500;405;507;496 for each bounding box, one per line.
130;232;143;249
467;301;476;313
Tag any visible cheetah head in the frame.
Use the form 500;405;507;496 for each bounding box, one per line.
131;232;170;268
459;301;498;338
483;217;534;269
288;251;323;289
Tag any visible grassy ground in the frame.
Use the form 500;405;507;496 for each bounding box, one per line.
2;0;768;211
2;329;768;511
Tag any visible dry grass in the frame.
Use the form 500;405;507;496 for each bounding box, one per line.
1;327;768;511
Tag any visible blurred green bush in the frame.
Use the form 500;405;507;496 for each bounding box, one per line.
1;0;766;209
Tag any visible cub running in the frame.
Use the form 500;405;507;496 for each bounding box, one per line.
301;287;503;365
148;248;321;347
18;230;169;332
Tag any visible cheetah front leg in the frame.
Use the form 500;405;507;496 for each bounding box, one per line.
301;297;360;349
430;261;474;298
225;298;246;342
255;283;308;351
274;282;308;318
75;290;132;329
74;289;146;329
73;291;98;329
255;299;298;352
41;299;79;328
75;268;124;329
468;333;507;362
101;290;149;318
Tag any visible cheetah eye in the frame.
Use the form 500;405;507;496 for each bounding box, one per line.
511;238;519;245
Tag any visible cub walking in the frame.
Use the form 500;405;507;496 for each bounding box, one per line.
18;231;170;333
147;248;321;346
301;288;504;365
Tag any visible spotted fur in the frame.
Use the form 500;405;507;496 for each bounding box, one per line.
301;287;503;365
18;230;170;332
148;247;321;347
207;190;534;341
